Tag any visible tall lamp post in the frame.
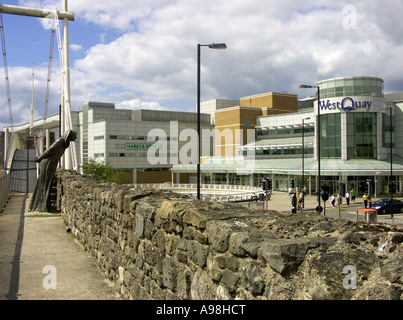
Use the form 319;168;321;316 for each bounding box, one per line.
389;106;394;224
300;84;322;213
302;117;311;208
197;43;227;200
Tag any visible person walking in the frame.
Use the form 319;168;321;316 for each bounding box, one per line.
330;194;336;207
363;193;368;208
350;188;355;203
345;191;350;206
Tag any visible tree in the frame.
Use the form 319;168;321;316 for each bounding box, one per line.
82;158;123;184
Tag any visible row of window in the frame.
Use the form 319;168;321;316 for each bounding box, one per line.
254;148;314;156
100;152;179;158
257;127;314;137
250;112;393;160
93;135;178;141
318;78;384;99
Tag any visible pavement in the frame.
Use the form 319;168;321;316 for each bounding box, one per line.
0;194;121;300
241;190;403;227
0;190;401;301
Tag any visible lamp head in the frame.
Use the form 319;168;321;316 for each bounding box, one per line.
208;43;227;50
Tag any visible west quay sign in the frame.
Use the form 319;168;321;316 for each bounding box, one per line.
314;96;385;115
319;97;372;112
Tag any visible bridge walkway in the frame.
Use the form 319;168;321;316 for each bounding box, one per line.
0;194;121;300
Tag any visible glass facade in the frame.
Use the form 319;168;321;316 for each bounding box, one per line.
318;77;384;99
320;114;341;158
347;113;377;159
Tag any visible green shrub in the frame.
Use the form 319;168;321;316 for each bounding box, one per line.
82;158;123;184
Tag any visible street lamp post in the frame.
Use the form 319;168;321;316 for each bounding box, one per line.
300;84;321;213
302;117;311;208
389;106;394;224
197;43;227;200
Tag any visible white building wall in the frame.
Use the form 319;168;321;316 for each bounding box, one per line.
394;101;403;158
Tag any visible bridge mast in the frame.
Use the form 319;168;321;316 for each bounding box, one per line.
0;2;75;170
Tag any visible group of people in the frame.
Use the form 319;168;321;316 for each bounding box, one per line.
288;185;307;205
330;188;356;207
287;185;373;209
330;189;355;207
329;188;371;208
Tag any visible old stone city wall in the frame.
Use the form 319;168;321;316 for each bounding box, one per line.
56;170;403;300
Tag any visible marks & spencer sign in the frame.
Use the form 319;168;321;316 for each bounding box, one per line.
125;143;163;150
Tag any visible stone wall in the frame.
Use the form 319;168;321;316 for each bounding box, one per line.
56;170;403;300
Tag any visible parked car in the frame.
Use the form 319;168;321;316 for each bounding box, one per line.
370;199;403;215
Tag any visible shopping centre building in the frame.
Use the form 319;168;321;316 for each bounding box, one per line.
173;76;403;196
3;102;213;184
3;75;403;196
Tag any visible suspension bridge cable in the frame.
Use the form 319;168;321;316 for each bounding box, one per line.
0;13;13;128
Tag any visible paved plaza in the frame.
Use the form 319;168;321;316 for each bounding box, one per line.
238;190;403;226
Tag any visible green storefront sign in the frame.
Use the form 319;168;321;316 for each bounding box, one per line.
125;143;163;150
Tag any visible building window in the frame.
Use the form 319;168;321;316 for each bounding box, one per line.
319;77;384;99
347;113;377;159
320;113;341;159
94;135;104;140
109;153;126;157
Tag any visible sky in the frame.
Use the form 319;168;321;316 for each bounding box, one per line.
0;0;403;130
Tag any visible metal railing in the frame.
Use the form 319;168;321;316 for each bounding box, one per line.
130;183;260;192
0;169;10;212
128;183;261;202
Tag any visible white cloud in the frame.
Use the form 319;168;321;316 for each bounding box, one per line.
116;98;163;110
70;43;83;52
3;0;403;130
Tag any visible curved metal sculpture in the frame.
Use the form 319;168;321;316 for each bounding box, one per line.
29;130;77;212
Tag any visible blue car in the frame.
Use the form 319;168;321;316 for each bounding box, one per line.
371;199;403;215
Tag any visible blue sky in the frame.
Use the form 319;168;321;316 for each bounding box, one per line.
1;0;403;130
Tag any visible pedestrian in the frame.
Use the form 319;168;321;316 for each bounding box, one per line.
338;194;343;207
330;194;335;207
302;185;307;207
288;186;292;198
345;191;350;206
350;188;355;203
363;193;368;208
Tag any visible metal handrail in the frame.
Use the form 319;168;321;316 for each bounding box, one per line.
0;169;10;212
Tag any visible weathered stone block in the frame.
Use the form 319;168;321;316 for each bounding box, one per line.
182;209;208;229
207;221;233;253
191;272;217;300
381;256;403;284
134;214;144;238
214;254;239;272
188;240;208;268
163;257;177;291
300;248;377;300
239;260;265;295
220;270;239;292
260;237;336;275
